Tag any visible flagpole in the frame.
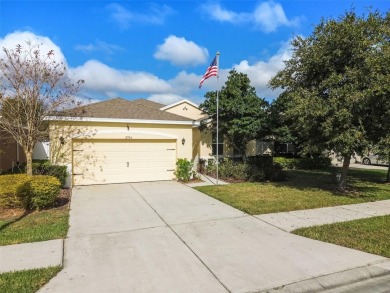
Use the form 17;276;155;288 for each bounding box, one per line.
216;52;220;186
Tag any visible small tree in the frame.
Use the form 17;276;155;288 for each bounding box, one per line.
0;42;84;175
269;10;390;191
200;69;268;161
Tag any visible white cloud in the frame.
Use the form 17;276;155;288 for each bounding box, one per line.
201;1;299;32
71;60;172;97
233;40;292;99
201;3;248;23
169;71;204;93
147;94;185;105
154;35;209;66
75;40;125;55
253;2;299;32
0;31;67;65
107;3;174;28
0;30;291;102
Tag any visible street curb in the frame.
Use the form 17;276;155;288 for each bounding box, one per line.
261;261;390;292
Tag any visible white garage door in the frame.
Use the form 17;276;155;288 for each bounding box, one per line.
72;139;176;185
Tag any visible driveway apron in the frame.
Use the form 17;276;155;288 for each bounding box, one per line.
41;181;388;293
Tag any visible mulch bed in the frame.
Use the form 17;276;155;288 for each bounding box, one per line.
54;189;71;209
200;173;247;184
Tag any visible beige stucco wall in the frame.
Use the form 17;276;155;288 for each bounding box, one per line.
199;129;213;159
164;102;206;120
50;121;194;167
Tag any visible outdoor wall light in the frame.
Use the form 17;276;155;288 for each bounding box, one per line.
59;137;65;145
182;138;185;145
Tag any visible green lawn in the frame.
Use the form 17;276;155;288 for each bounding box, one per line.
0;266;61;293
293;215;390;258
196;168;390;214
0;207;69;246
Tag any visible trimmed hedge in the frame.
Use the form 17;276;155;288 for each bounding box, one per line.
203;156;275;182
3;160;67;188
32;161;67;188
274;156;331;170
0;174;31;209
201;155;331;182
0;174;61;210
29;176;61;210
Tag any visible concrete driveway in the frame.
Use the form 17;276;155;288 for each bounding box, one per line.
40;181;389;293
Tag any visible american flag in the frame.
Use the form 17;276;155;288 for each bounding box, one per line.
199;56;218;88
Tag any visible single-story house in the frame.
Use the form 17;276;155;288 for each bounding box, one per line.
47;97;273;186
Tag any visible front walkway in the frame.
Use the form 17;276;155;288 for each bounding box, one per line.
185;173;229;187
257;199;390;232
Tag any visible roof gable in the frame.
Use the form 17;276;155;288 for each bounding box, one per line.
160;99;199;111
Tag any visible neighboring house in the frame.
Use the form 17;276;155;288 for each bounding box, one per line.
0;132;50;172
0;132;26;172
48;98;272;186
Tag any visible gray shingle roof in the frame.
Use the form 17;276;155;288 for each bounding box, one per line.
73;98;192;121
132;99;165;110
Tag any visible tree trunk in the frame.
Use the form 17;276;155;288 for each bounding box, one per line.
241;151;247;163
338;155;351;192
25;149;33;176
387;153;390;183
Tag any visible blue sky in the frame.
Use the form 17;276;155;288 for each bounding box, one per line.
1;1;389;105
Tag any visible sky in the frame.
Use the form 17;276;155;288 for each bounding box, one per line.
0;0;389;106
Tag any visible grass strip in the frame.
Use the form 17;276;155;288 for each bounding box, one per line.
293;215;390;258
0;208;69;246
196;168;390;214
0;266;61;293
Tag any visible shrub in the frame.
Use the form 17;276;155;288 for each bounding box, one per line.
3;160;67;188
297;156;332;169
0;174;31;208
0;174;60;210
247;156;274;181
273;156;331;170
29;176;61;210
205;159;217;177
198;158;207;174
174;158;193;182
219;159;247;180
201;156;276;182
273;157;296;170
31;161;67;187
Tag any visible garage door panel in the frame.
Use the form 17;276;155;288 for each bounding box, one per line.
73;140;176;185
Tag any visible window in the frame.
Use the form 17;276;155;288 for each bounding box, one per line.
212;132;224;156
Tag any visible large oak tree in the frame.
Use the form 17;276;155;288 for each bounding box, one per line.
269;10;390;191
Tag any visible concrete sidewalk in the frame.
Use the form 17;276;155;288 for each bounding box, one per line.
0;239;63;273
257;199;390;232
38;182;390;292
